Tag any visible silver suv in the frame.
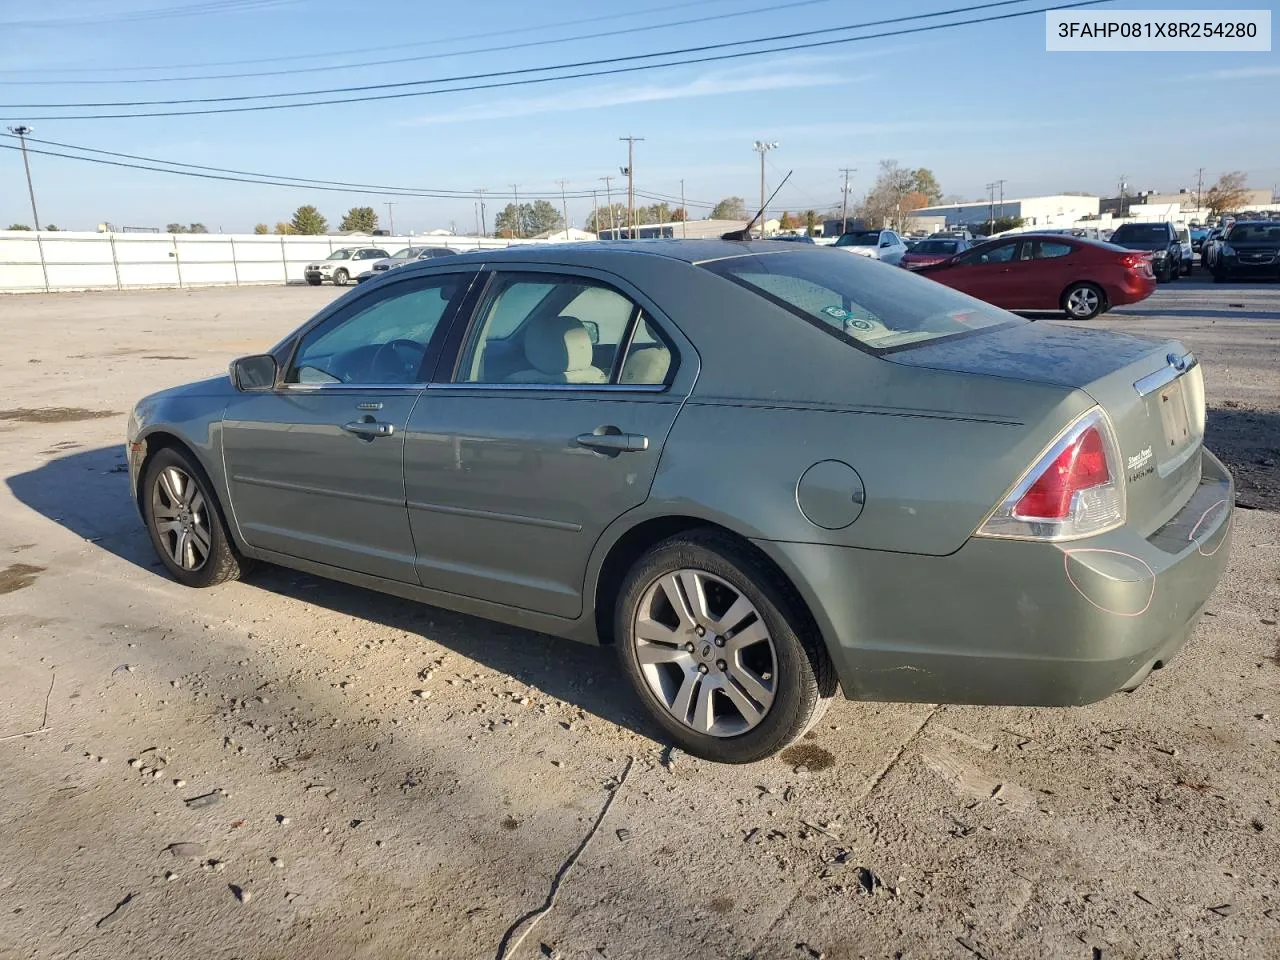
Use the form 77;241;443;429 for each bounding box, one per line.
303;247;390;286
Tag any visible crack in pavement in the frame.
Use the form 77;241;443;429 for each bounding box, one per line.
493;755;635;960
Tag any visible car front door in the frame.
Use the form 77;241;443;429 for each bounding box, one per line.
937;240;1020;304
403;267;696;619
221;269;480;582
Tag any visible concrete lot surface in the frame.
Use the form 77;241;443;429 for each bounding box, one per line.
0;280;1277;960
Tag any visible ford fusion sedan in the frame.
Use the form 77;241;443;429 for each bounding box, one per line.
127;241;1232;763
915;234;1156;320
304;247;390;286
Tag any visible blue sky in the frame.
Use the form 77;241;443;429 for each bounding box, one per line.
0;0;1276;233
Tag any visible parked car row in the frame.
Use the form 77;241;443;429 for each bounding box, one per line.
304;245;460;286
1204;220;1280;282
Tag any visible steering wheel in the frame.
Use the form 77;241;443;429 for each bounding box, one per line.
367;338;426;382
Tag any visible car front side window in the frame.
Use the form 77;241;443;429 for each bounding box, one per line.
288;275;472;386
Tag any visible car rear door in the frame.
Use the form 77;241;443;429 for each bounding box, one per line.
1011;237;1079;308
221;268;480;582
402;266;697;619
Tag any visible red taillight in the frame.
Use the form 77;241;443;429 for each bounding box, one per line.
1120;252;1155;278
1013;426;1110;520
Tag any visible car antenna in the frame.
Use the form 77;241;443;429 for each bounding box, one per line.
722;170;793;240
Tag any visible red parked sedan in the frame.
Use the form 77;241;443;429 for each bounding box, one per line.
901;237;971;269
914;234;1156;319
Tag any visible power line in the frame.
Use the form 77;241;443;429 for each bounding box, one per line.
4;0;841;86
0;0;1112;116
0;0;717;74
0;137;616;202
0;0;301;30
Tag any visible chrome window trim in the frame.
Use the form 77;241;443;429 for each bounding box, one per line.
277;382;429;393
426;382;668;394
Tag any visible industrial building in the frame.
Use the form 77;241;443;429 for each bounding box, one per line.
907;194;1102;232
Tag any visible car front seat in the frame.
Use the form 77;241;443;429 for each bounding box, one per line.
506;315;608;384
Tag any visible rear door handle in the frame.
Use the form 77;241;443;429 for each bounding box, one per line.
342;419;395;439
575;429;649;454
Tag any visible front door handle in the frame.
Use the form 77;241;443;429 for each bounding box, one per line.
575;428;648;454
342;419;395;439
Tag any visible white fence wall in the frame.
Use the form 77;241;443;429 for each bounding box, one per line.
0;231;535;293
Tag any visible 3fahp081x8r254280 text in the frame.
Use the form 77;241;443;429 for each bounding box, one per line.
1057;21;1259;39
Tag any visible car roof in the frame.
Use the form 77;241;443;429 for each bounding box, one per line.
409;239;818;266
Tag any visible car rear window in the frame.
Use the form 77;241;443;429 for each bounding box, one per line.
1109;224;1168;243
834;232;878;247
913;240;958;254
701;250;1020;353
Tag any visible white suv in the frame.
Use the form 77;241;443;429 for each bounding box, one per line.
304;247;390;286
832;229;908;265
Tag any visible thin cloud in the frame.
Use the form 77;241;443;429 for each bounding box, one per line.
1183;65;1280;81
401;60;870;126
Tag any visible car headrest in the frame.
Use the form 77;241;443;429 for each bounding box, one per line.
524;315;594;376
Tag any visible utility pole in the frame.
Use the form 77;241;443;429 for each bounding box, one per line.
984;181;997;233
476;188;488;237
7;125;41;231
556;179;570;240
474;202;480;238
599;176;616;239
511;184;520;238
591;190;599;238
680;179;687;239
994;179;1006;227
839;167;856;233
1118;176;1128;219
619;136;644;239
753;141;779;237
384;202;396;235
1194;167;1205;217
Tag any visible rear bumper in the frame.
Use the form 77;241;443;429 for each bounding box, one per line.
1108;272;1157;306
755;449;1234;706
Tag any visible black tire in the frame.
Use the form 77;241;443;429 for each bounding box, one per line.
142;447;244;588
614;530;836;764
333;268;349;287
1061;281;1105;321
1213;271;1226;284
306;277;322;286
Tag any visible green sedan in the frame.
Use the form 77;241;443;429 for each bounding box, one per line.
127;240;1233;763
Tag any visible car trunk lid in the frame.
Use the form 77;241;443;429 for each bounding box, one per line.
888;322;1206;535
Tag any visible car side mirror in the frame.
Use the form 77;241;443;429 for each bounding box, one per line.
581;320;600;345
880;240;892;248
230;354;278;391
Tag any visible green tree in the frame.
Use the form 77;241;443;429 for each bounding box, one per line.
7;223;31;230
778;211;799;230
339;206;378;233
274;222;296;235
804;210;819;236
44;224;58;231
1206;171;1250;219
166;223;188;234
494;200;563;237
290;205;328;235
910;168;943;205
188;223;208;234
253;223;270;235
586;202;628;234
990;216;1025;233
670;207;688;222
526;199;563;235
710;196;747;220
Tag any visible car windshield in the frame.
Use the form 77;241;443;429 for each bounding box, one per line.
1227;223;1280;243
390;248;420;260
1109;224;1168;244
701;250;1018;352
912;240;959;255
834;232;879;247
325;249;353;260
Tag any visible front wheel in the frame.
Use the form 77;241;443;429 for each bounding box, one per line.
332;268;349;286
143;447;244;588
306;276;322;286
615;531;835;763
1062;282;1104;320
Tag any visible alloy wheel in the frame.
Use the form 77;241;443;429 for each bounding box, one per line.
151;466;211;571
632;569;777;738
1067;286;1099;318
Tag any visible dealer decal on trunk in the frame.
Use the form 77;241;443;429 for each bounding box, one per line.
1127;446;1154;482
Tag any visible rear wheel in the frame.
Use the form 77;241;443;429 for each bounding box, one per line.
1062;282;1105;320
615;531;835;763
333;268;349;286
142;447;243;588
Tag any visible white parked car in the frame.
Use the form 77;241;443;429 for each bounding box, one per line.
357;245;460;282
303;247;390;286
1176;225;1194;275
832;229;908;265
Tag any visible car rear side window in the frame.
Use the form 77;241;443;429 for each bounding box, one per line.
701;250;1019;352
1031;240;1074;259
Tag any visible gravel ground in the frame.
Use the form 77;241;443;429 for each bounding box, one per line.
0;279;1277;960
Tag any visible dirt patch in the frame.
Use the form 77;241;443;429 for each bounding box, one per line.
779;743;835;772
0;408;119;424
0;563;45;595
140;355;194;361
